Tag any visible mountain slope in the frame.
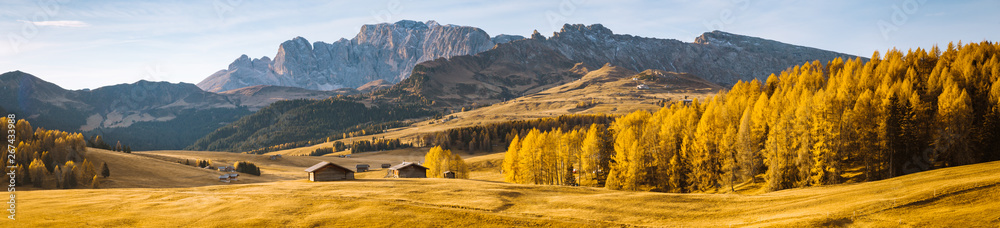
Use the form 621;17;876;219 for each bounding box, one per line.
540;25;860;86
219;85;355;111
380;38;586;107
185;97;434;152
198;20;526;92
0;71;251;150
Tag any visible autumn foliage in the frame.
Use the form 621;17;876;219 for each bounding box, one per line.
505;41;1000;192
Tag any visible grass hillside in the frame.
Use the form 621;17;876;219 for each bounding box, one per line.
266;64;721;157
11;158;1000;227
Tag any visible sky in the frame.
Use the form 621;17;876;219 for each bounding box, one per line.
1;0;998;90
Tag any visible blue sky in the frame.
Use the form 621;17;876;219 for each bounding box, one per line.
1;0;998;90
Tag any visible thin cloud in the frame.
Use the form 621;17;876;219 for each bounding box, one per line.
17;20;90;27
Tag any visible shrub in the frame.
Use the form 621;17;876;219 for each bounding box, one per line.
234;161;261;176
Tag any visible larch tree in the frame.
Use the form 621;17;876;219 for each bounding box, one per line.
578;125;601;187
424;146;446;178
502;135;521;183
934;83;975;166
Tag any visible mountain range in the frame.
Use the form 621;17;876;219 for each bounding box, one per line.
197;20;525;92
5;20;863;152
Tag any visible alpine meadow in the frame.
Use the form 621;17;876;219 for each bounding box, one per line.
2;1;999;227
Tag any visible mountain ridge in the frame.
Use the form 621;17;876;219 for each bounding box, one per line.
198;20;527;92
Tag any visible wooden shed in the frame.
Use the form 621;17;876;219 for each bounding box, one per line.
388;162;428;178
305;162;355;181
356;164;370;172
443;171;456;179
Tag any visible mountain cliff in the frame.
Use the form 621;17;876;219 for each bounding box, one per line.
198;20;526;92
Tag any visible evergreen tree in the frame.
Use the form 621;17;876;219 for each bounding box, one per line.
101;162;110;178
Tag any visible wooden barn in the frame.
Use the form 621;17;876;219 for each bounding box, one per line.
305;162;355;181
388;162;428;178
443;171;456;179
356;164;370;172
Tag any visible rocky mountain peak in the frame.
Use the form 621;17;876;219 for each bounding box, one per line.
531;30;546;40
199;20;502;92
559;23;613;36
491;34;526;44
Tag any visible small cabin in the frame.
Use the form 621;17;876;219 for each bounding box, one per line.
381;164;391;169
269;154;282;160
219;175;230;183
228;173;239;181
356;164;370;172
443;171;456;179
388;162;428;178
218;166;235;172
305;162;355;181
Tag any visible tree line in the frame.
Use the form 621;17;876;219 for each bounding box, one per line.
504;42;1000;192
2;118;110;189
418;114;616;153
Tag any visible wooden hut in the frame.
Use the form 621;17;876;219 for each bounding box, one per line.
443;171;456;179
356;164;370;172
388;162;428;178
305;162;355;181
218;175;230;183
218;165;235;172
381;163;391;169
228;173;239;181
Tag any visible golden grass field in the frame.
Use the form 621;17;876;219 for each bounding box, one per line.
5;147;1000;227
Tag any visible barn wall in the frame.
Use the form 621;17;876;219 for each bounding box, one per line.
398;166;427;178
311;166;353;181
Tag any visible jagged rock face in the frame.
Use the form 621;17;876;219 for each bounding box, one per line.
198;20;521;93
542;25;860;86
390;23;861;108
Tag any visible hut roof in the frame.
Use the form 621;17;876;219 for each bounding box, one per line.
304;161;355;173
389;162;428;170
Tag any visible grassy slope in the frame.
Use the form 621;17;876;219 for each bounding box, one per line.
8;148;1000;227
265;65;721;157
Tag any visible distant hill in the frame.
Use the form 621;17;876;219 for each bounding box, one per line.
0;71;252;150
185;97;434;152
219;85;354;111
356;79;393;93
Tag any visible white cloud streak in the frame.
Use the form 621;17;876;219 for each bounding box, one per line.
17;20;90;27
